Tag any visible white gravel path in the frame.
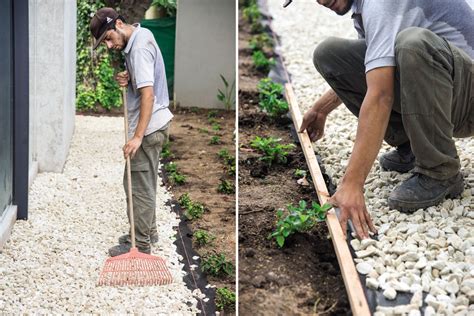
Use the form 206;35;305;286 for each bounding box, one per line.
0;115;200;314
267;1;473;315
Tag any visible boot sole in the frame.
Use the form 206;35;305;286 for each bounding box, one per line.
388;179;464;213
379;156;414;173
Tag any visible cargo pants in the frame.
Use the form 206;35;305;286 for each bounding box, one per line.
313;27;473;180
124;125;169;251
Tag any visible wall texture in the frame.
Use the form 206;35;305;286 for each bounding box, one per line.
29;0;76;174
174;0;236;109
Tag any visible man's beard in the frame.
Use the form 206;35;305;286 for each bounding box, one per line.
336;0;354;15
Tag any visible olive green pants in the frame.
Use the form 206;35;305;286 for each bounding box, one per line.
313;27;473;180
123;126;169;250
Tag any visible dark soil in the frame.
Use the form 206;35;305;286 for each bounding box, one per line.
238;8;351;316
164;106;236;293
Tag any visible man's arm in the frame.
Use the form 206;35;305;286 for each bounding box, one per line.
329;66;395;239
300;89;343;141
123;86;154;158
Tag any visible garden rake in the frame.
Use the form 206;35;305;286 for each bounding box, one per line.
98;88;173;287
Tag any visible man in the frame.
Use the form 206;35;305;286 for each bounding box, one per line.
298;0;474;239
90;7;173;256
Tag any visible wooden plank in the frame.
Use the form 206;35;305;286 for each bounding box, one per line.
285;83;371;316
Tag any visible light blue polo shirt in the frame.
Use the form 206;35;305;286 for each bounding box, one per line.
351;0;474;72
123;24;173;139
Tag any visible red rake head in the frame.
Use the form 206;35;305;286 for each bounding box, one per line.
98;248;173;286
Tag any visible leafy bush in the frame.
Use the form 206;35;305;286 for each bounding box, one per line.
257;78;289;117
249;33;273;51
270;201;332;247
201;253;234;277
216;288;236;311
250;136;295;166
194;229;216;246
218;179;235;194
252;50;275;73
151;0;177;16
178;194;206;220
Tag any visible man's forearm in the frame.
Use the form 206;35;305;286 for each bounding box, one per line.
342;92;393;187
315;89;343;114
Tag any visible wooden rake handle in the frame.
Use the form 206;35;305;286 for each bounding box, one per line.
122;87;136;249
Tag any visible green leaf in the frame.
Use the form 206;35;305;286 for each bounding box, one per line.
276;235;285;248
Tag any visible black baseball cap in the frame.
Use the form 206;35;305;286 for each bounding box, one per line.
90;7;120;50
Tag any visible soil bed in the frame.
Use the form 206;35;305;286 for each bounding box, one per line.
238;8;350;315
164;107;236;293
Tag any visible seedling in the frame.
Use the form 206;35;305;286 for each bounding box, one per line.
198;128;209;134
217;149;236;176
217;74;235;111
249;33;273;51
250;136;295;166
161;141;173;159
216;287;236;311
201;253;234;277
294;169;307;178
217;149;230;160
270;200;332;248
212;123;221;131
164;162;177;173
178;193;192;209
165;162;186;185
218;179;235;194
210;136;221;145
207;110;218;119
257;78;289;117
179;194;206;220
252;50;275;73
242;3;260;23
194;229;216;246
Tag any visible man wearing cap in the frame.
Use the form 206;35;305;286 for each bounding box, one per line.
297;0;474;239
90;7;173;256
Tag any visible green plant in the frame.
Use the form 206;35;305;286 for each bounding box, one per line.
242;3;260;23
216;287;236;311
250;136;295;166
201;253;234;277
218;149;230;160
179;194;206;220
194;229;216;246
161;141;173;159
252;50;275;73
198;128;209;134
151;0;177;16
212;123;222;131
218;179;235;194
210;136;221;145
257;78;289;117
165;162;186;185
217;74;235;111
208;110;218;119
249;33;273;51
178;193;192;209
270;200;332;248
294;169;307;178
165;162;177;173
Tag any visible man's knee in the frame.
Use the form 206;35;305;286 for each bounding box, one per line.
395;27;439;64
313;37;346;76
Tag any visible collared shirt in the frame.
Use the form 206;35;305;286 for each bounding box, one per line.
351;0;474;72
124;24;173;139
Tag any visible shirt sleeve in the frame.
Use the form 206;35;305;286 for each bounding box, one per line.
363;1;403;72
130;47;156;89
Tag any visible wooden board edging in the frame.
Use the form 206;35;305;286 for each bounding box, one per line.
285;83;371;316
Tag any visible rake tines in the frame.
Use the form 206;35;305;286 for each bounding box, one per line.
98;248;173;286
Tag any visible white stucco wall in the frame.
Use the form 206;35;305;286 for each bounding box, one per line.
174;0;236;109
29;0;76;174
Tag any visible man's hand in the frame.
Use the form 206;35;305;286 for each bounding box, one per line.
123;136;142;159
116;71;129;87
329;183;377;240
299;107;328;142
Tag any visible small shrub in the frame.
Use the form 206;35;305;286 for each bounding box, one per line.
257;78;289;117
218;179;235;194
242;3;260;23
201;253;234;277
294;169;307;178
165;162;186;185
252;50;275;73
216;287;236;311
178;193;192;209
249;33;273;51
194;229;216;246
212;123;221;131
270;200;332;248
161;141;173;159
185;202;205;220
250;136;295;166
210;136;221;145
165;162;177;173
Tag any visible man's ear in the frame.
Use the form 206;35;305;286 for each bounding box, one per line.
115;19;124;29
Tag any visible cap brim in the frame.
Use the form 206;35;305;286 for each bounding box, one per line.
93;30;108;50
